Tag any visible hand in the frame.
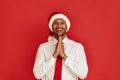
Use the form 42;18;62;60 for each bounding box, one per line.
53;43;60;59
58;36;65;58
53;36;66;59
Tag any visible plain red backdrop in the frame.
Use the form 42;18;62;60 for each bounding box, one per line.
0;0;120;80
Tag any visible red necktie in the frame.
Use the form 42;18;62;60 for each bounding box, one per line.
54;55;62;80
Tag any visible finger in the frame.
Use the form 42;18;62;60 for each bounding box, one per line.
58;36;62;44
55;43;60;54
56;43;60;50
61;44;64;50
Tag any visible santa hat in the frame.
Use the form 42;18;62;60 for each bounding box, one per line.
48;13;71;32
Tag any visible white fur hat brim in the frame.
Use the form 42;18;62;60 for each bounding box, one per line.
48;14;71;32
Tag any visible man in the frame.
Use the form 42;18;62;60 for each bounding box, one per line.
33;13;88;80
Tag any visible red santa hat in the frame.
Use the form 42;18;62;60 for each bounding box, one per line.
48;13;71;32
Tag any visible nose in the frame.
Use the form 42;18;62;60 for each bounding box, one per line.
57;23;61;28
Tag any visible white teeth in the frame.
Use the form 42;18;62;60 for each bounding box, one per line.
57;29;62;31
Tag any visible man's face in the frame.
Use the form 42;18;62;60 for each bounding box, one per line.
52;18;67;37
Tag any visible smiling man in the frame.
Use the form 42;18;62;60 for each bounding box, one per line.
33;13;88;80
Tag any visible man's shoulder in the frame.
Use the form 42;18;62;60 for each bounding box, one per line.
38;40;53;48
68;39;84;48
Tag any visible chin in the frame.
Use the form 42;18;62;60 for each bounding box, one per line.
54;31;66;37
55;33;62;37
56;34;62;37
58;34;65;37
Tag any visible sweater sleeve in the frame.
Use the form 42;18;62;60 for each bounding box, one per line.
33;45;56;79
64;44;88;79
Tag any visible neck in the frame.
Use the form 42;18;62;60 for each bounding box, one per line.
54;34;66;40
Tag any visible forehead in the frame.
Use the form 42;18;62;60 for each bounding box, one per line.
53;18;65;22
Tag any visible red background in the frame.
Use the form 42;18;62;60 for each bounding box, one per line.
0;0;120;80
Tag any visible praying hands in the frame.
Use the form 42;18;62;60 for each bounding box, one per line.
53;36;67;60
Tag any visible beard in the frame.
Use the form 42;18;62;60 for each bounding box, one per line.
54;30;66;37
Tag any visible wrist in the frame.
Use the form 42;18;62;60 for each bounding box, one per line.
53;53;58;59
61;53;65;58
62;53;67;60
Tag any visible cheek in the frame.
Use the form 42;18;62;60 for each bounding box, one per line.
63;25;67;30
52;25;57;31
